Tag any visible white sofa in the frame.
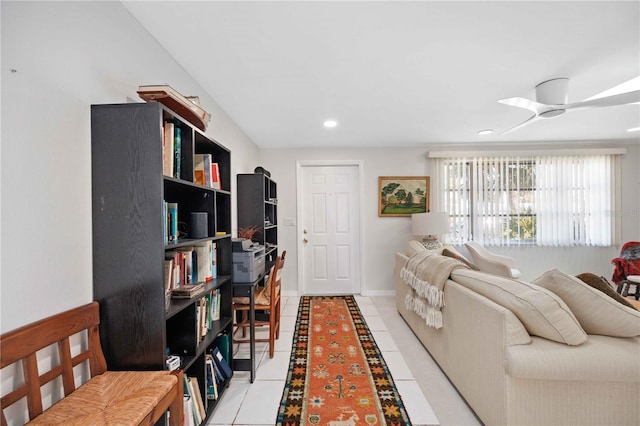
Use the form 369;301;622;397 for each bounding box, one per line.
395;242;640;426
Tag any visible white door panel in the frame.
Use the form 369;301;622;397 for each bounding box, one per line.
301;165;360;294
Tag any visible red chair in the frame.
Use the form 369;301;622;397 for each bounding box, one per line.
611;241;640;299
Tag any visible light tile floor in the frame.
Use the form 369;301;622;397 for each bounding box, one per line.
207;295;479;426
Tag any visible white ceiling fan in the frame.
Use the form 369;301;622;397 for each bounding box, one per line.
498;78;640;134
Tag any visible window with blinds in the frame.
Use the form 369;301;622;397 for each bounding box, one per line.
436;154;614;247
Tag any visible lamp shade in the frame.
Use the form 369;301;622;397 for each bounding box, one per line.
411;212;449;238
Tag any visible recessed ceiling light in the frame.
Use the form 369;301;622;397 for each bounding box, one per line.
627;127;640;132
323;120;337;128
477;129;493;135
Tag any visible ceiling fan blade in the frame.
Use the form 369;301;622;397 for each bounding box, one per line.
499;114;540;135
565;90;640;111
498;97;549;115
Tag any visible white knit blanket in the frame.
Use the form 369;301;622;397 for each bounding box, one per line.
401;250;468;329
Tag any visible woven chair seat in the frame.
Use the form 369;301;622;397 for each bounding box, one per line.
28;371;178;425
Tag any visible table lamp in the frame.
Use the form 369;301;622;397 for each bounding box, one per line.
411;212;449;250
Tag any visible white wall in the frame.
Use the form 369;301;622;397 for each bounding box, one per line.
261;143;640;294
260;147;431;295
2;1;639;332
0;1;260;333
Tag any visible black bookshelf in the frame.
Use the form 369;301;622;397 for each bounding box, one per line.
91;102;233;422
237;173;278;270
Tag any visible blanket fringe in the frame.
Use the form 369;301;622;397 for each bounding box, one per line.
401;267;445;308
405;292;443;329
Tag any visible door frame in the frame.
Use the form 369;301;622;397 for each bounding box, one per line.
295;160;365;295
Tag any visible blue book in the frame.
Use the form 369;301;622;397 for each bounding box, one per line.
174;126;181;179
212;347;232;379
168;203;178;242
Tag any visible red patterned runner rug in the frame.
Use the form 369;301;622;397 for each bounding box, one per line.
277;295;412;425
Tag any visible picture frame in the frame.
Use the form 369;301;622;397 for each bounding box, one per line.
378;176;430;217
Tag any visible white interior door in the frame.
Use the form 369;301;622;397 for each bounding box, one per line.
300;164;361;295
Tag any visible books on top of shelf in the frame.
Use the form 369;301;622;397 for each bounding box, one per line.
137;84;211;132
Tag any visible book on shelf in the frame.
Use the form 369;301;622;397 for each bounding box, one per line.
177;247;195;284
185;376;204;426
163;121;175;177
183;376;199;426
171;282;204;298
208;352;224;384
205;354;218;400
212;346;232;379
183;394;195;426
197;297;208;341
164;259;173;291
203;154;212;188
165;251;186;288
211;163;221;189
194;241;213;282
174;126;182;179
212;242;217;278
190;377;206;425
214;332;231;365
194;153;213;187
193;154;206;186
167;202;178;242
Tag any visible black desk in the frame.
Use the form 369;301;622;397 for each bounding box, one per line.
232;279;258;382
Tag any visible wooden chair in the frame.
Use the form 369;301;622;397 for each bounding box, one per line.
232;250;286;358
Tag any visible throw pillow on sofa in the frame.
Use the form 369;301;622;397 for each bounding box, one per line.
575;272;637;310
451;269;587;345
533;269;640;337
442;248;479;270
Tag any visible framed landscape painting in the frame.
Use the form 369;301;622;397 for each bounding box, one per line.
378;176;430;217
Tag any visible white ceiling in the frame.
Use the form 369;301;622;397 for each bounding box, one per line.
123;1;640;149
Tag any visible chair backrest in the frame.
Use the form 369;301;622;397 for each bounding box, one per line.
612;241;640;284
268;251;286;303
0;302;107;424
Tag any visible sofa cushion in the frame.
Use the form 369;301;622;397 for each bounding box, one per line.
533;269;640;337
451;269;587;345
575;272;637;310
442;248;479;270
505;335;640;382
406;240;429;257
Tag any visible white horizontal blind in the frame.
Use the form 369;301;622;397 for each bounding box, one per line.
437;154;613;247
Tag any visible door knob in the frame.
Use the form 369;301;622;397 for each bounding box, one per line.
303;238;308;243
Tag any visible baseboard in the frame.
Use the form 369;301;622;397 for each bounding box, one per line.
281;290;397;297
361;290;395;297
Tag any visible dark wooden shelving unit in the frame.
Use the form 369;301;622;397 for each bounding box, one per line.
237;173;278;270
91;102;233;423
